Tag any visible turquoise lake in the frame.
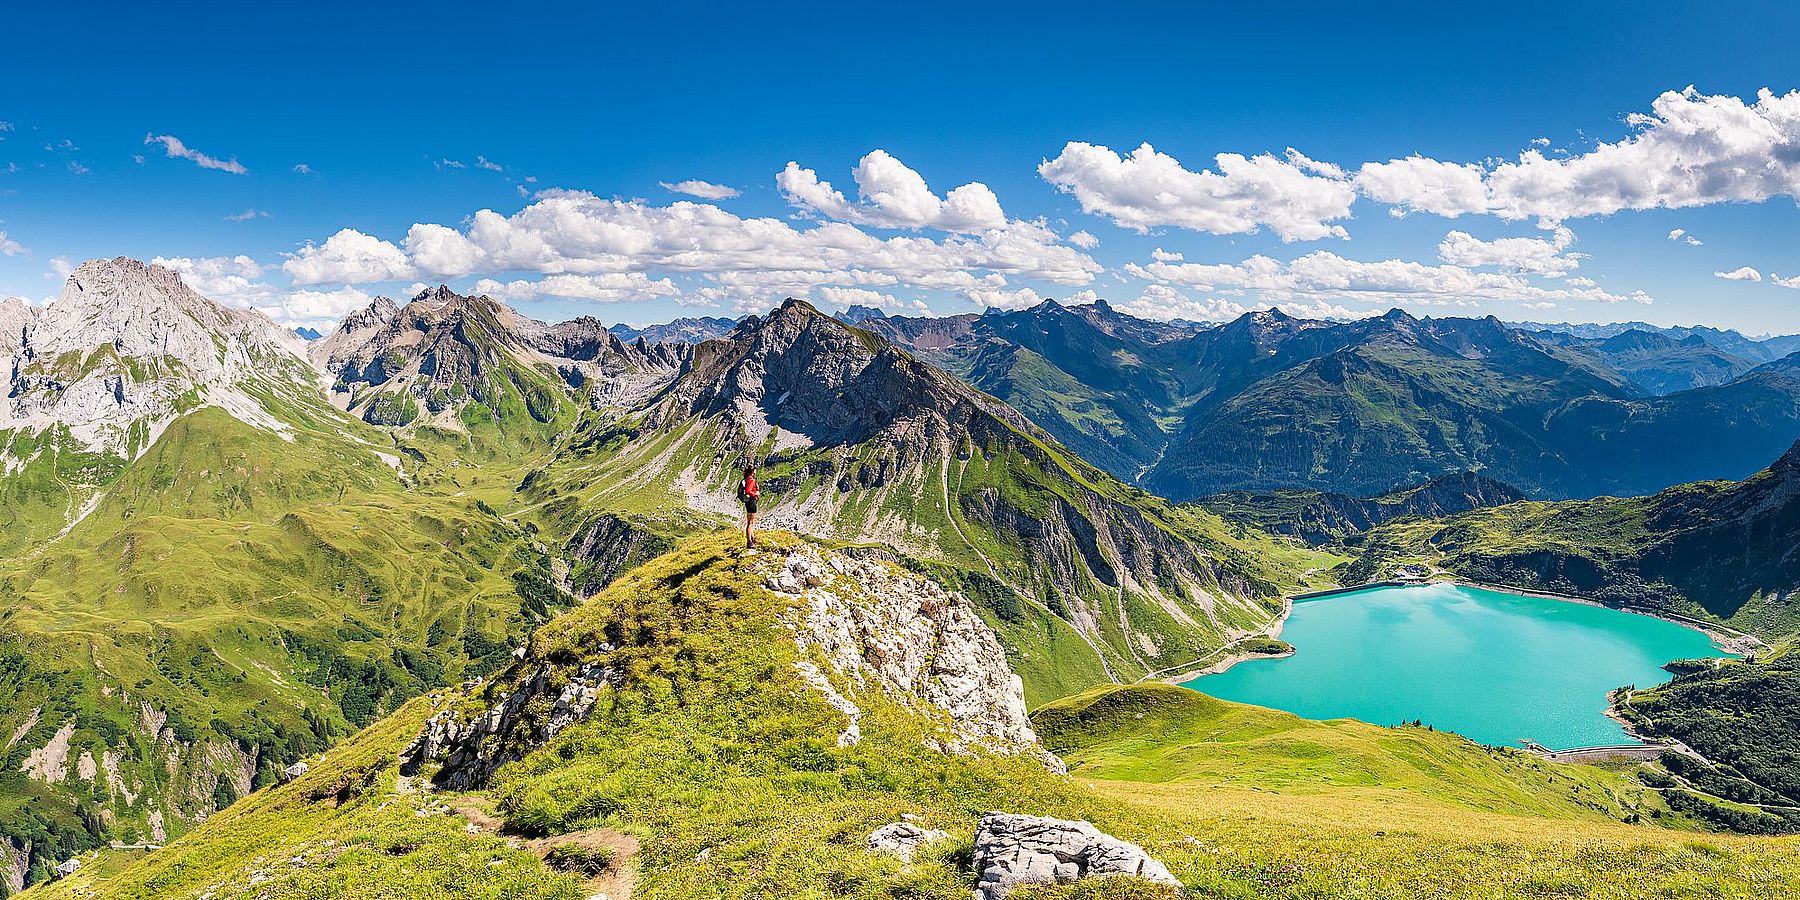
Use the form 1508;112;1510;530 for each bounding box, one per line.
1183;583;1730;750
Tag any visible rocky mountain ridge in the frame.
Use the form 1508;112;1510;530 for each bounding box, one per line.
312;286;688;432
2;258;316;460
868;299;1800;501
530;298;1325;694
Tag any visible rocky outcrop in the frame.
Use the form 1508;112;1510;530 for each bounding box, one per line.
766;545;1063;772
409;540;1063;790
971;812;1180;900
3;837;31;896
3;257;317;459
564;513;677;597
407;661;621;791
867;821;950;862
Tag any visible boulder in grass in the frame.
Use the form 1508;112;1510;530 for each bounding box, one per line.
971;812;1179;900
867;821;951;862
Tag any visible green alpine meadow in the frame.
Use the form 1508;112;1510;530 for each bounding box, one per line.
8;12;1800;898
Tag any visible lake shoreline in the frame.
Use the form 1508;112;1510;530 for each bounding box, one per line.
1159;577;1763;739
1439;578;1766;657
1147;600;1294;684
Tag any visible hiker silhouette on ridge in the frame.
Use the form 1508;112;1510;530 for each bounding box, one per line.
737;462;760;549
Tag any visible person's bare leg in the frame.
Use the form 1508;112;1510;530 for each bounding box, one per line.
745;510;756;548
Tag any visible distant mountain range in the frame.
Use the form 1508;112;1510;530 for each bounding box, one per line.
606;315;742;344
1511;320;1800;362
860;301;1800;501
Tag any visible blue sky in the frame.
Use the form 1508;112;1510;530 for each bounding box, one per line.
4;1;1800;333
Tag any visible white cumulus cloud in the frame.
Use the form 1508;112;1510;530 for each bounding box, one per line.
472;272;680;303
1715;266;1763;281
1132;251;1650;307
779;150;1007;233
283;229;416;284
660;179;740;200
286;190;1097;313
1357;87;1800;224
1039;142;1355;241
1436;227;1580;276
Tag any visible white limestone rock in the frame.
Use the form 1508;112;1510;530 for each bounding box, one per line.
867;822;951;862
768;545;1064;773
971;812;1179;900
2;257;316;461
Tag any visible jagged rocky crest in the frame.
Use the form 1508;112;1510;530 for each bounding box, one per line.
2;257;316;460
311;285;688;428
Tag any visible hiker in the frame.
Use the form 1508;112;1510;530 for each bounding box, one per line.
737;462;760;548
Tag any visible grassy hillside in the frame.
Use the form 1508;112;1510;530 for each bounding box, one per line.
1616;645;1800;834
34;538;1800;900
0;406;575;882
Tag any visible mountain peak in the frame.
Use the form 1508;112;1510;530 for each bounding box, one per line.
5;255;316;461
411;283;467;309
836;304;889;325
769;297;824;321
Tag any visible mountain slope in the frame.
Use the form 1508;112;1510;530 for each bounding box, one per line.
0;263;590;890
1355;438;1800;637
0;258;322;554
37;536;1800;900
1147;310;1646;498
518;299;1337;697
1196;472;1528;545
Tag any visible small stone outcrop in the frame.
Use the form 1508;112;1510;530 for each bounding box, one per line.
282;762;310;781
867;821;950;862
407;660;620;790
765;546;1064;773
971;812;1179;900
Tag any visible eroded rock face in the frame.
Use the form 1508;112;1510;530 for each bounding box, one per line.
4;257;315;458
408;660;620;791
972;812;1180;900
867;821;950;862
767;545;1064;773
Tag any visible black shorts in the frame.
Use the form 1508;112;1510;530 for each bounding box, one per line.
743;496;758;514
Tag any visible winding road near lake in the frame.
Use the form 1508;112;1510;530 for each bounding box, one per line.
1183;582;1733;750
